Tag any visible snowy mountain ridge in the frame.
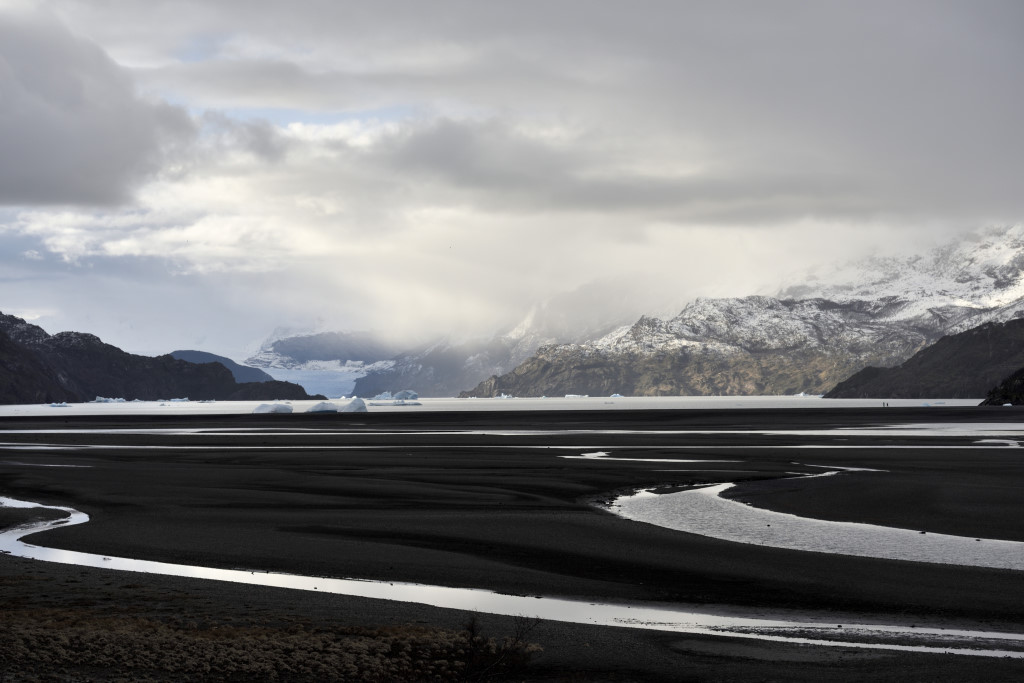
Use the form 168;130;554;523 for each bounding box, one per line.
779;225;1024;317
463;225;1024;398
575;225;1024;358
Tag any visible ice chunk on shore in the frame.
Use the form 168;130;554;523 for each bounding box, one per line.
306;401;338;413
340;398;368;413
253;403;293;414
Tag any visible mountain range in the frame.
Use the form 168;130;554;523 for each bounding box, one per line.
4;226;1024;403
462;225;1024;398
0;313;321;404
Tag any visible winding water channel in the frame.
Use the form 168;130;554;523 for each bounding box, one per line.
3;495;1024;657
611;479;1024;571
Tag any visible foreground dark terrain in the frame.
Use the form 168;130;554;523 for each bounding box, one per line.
1;407;1023;681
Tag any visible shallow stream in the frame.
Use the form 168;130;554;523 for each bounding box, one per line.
2;495;1023;657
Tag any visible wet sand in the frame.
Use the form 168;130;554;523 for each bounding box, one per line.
2;407;1024;680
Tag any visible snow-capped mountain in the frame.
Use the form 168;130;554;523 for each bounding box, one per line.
463;225;1024;398
779;226;1024;331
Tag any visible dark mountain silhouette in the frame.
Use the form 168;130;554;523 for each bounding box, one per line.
0;313;322;404
825;318;1024;399
981;366;1024;405
170;350;274;384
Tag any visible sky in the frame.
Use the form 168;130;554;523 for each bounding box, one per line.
1;1;1022;359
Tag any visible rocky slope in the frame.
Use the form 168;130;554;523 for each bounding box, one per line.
463;225;1024;397
0;328;76;404
0;313;321;404
826;318;1024;399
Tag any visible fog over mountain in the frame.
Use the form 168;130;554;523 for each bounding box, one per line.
0;2;1022;359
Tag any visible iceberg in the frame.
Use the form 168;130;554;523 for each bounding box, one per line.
393;389;418;400
340;398;368;413
91;397;126;403
252;403;293;414
306;401;338;413
373;391;393;400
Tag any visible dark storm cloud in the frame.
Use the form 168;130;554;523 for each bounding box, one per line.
0;11;194;205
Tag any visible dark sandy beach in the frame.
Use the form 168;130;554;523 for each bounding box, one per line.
2;407;1023;681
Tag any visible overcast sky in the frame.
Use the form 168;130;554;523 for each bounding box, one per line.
1;1;1022;358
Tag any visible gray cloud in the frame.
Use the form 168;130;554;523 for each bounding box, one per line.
196;111;290;163
0;10;194;205
0;1;1022;356
105;0;1024;227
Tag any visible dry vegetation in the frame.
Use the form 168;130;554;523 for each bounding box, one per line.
0;607;542;682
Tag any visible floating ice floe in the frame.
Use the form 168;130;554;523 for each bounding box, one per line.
91;397;126;403
47;402;70;408
340;398;368;413
306;401;338;413
252;403;293;414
